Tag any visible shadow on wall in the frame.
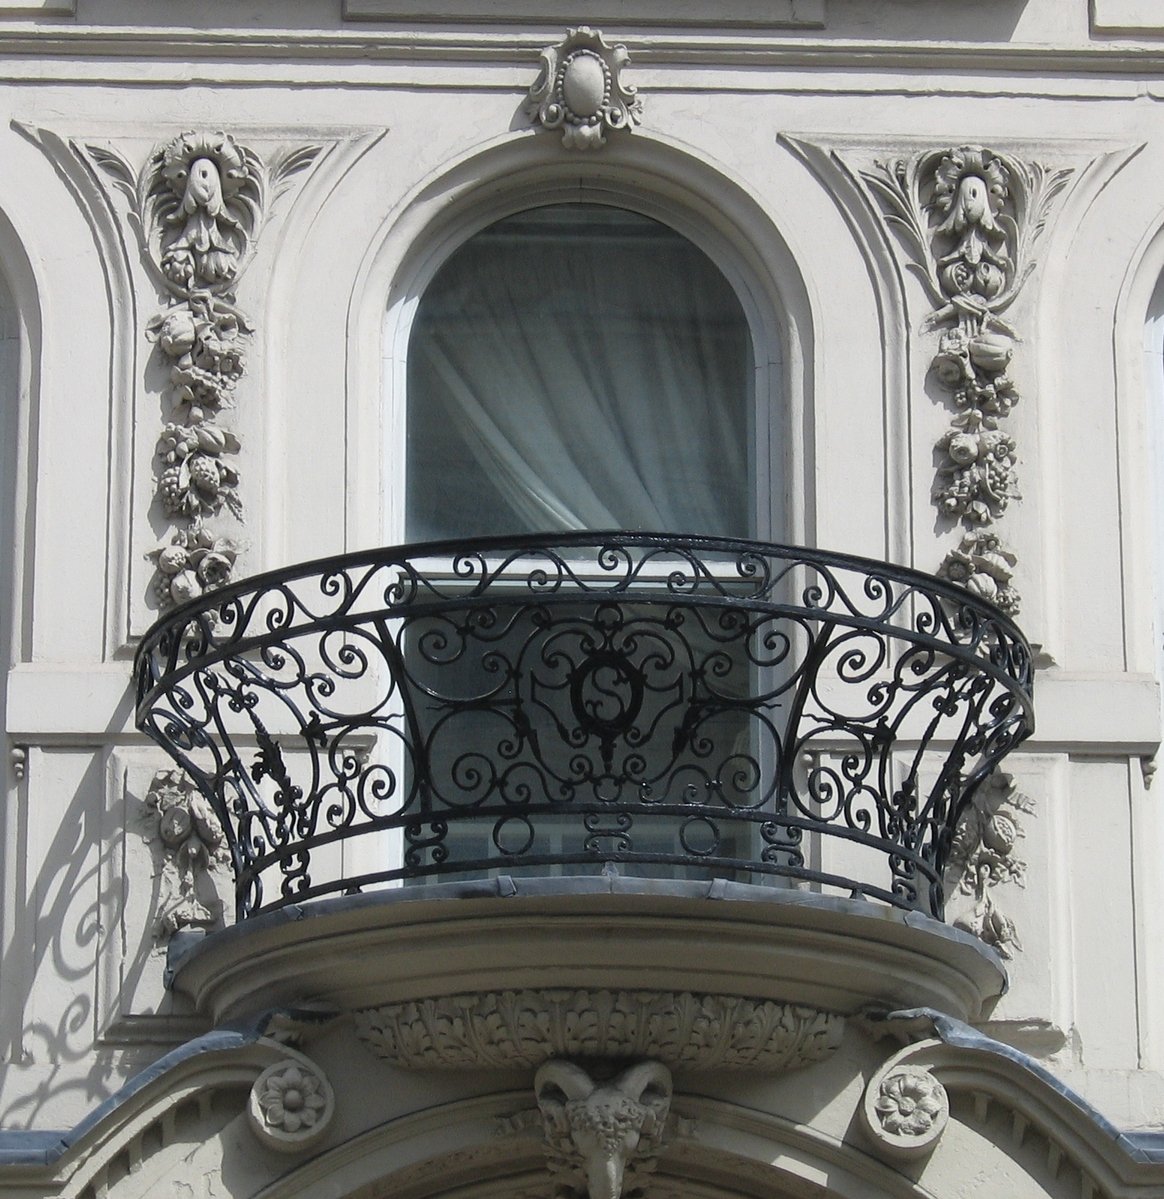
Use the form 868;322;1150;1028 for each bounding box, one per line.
1;754;121;1128
0;747;227;1132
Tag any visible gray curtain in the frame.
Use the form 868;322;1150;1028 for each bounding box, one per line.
407;206;755;540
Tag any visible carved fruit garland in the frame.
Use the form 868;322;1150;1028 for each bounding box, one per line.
144;768;230;939
863;145;1071;612
89;131;320;608
944;771;1034;960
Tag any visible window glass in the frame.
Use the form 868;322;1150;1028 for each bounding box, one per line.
406;203;755;540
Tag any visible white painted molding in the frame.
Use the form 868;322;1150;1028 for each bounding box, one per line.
343;0;825;26
5;666;1159;748
1;30;1164;79
0;0;73;11
1092;0;1164;34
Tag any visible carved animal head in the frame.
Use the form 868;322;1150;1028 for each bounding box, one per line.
535;1060;672;1199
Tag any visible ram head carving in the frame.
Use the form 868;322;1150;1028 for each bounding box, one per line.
534;1059;673;1199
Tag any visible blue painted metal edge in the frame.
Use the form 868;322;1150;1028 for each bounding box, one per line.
883;1008;1164;1164
0;1008;322;1167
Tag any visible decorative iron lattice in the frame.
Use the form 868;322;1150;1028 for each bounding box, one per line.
134;533;1034;921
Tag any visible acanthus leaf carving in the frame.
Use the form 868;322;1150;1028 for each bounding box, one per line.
945;770;1034;960
145;130;264;297
353;988;844;1072
865;145;1069;324
143;768;230;939
535;1059;672;1199
526;27;642;150
89;131;321;610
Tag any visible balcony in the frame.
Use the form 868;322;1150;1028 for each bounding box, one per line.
136;534;1033;1045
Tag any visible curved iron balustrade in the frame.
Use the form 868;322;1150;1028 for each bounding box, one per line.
134;533;1034;921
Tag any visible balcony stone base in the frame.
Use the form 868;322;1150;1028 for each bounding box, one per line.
168;877;1007;1033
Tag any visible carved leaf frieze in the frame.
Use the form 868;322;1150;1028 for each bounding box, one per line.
353;988;845;1071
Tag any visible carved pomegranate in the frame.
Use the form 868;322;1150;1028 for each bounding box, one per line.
562;52;607;117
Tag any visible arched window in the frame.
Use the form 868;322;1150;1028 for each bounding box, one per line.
392;204;773;880
405;203;759;540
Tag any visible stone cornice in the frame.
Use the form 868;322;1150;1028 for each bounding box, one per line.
0;28;1160;80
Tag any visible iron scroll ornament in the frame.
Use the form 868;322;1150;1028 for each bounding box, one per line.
134;533;1034;922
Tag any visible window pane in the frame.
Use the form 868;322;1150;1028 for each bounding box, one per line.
406;204;755;540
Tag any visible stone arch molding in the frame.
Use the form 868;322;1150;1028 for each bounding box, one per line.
356;130;818;551
7;1012;1164;1199
0;199;42;783
232;1090;927;1199
1111;193;1164;678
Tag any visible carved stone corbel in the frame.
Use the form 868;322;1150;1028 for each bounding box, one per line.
535;1059;672;1199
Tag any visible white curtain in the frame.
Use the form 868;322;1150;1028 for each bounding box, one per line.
406;206;754;540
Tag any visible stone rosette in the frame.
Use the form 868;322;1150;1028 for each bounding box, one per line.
247;1058;335;1154
860;1064;949;1160
353;988;844;1071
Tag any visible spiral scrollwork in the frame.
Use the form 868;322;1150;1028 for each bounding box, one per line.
134;533;1033;920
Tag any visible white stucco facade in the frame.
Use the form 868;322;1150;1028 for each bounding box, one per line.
2;3;1164;1196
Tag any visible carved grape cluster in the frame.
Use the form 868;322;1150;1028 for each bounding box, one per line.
935;421;1018;525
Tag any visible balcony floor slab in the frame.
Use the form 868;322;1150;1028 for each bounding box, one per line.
167;876;1006;1031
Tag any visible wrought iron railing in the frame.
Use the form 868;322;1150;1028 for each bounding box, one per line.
134;533;1034;921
